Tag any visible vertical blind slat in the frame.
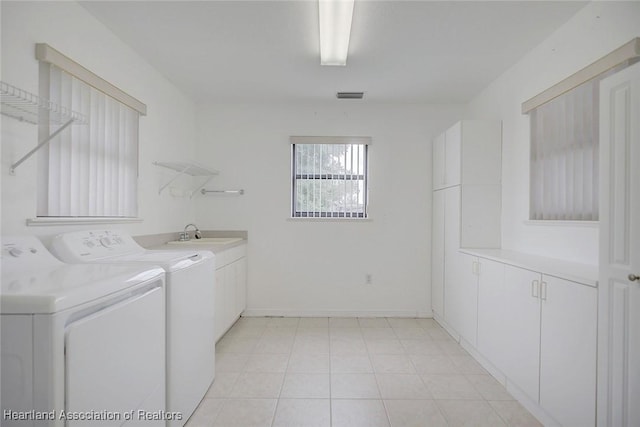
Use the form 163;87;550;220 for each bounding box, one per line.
39;64;139;218
529;76;599;221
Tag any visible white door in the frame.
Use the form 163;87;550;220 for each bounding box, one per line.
539;276;597;427
65;286;165;425
431;189;445;317
598;60;640;427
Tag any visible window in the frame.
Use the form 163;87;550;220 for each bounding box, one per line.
36;44;145;218
529;78;600;221
525;39;640;221
291;136;369;218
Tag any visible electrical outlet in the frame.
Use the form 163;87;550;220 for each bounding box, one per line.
365;274;372;284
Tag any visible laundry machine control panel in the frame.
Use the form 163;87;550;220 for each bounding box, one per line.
1;236;63;274
51;230;143;262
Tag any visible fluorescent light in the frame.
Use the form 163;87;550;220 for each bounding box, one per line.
319;0;355;66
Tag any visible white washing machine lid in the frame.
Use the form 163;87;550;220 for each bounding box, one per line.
105;250;214;272
50;230;215;272
1;264;164;314
1;236;164;314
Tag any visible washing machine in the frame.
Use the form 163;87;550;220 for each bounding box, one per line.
1;236;167;427
50;230;216;427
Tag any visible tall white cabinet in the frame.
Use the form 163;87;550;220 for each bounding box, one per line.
431;120;502;342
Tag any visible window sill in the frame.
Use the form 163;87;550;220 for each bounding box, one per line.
27;217;144;227
524;220;598;228
287;217;372;223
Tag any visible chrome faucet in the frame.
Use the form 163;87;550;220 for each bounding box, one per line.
179;223;202;241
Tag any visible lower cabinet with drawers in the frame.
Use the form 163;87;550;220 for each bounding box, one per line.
441;250;597;427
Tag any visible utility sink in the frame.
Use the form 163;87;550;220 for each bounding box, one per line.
167;237;244;245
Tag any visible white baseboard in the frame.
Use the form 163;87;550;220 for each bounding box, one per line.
506;380;560;427
432;313;461;342
460;340;507;386
241;309;432;318
433;314;551;427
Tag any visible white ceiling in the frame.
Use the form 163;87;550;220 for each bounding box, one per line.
80;1;587;104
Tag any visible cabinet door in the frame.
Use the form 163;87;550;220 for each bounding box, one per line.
457;254;479;346
540;276;596;427
459;120;502;185
443;186;462;332
444;122;461;187
431;190;445;317
214;268;226;342
477;259;506;367
235;257;247;318
225;262;238;323
432;133;446;190
501;265;541;401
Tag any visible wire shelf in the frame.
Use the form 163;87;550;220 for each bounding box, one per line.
153;161;219;197
0;81;87;125
153;161;219;177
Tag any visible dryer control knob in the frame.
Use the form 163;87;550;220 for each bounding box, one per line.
99;237;112;247
8;248;23;257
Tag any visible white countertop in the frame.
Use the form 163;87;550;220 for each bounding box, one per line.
460;248;598;287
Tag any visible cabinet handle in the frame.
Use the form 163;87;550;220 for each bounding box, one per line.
531;280;539;298
472;261;478;275
540;281;548;301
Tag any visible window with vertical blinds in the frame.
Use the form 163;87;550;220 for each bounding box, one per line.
38;64;140;217
291;137;369;218
529;78;600;221
526;39;640;222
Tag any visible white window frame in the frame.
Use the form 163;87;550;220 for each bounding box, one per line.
290;136;370;219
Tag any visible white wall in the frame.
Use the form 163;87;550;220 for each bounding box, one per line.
1;1;198;239
195;103;464;316
466;1;640;265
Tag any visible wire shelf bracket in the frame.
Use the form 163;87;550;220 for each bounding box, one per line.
1;81;87;175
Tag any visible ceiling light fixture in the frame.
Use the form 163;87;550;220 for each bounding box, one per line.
319;0;355;66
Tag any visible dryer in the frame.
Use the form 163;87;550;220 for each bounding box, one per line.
50;230;216;427
1;236;167;426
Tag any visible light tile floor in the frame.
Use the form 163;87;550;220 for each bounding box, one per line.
187;317;542;427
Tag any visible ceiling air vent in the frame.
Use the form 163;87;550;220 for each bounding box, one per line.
336;92;364;99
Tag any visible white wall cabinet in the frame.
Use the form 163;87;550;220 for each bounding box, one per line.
431;120;501;336
214;244;247;342
475;256;597;427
